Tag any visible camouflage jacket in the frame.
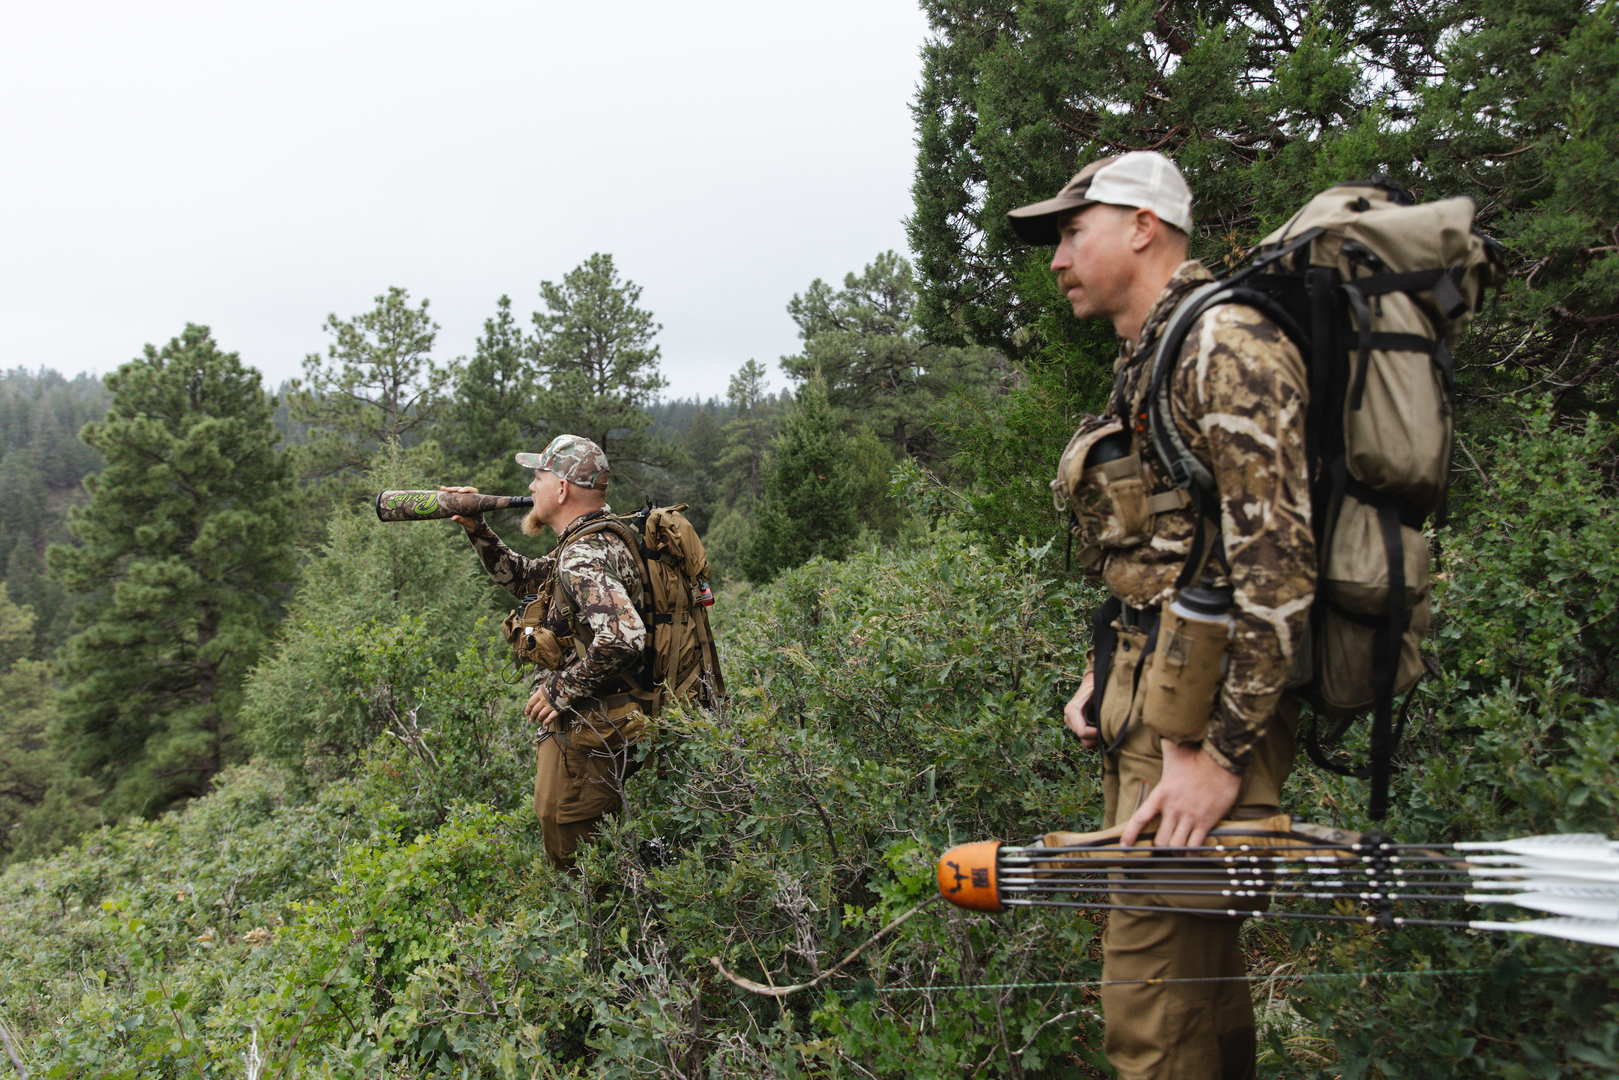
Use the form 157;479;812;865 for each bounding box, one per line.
466;507;648;713
1103;260;1315;775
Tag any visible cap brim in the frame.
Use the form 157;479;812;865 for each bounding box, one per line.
1007;195;1097;246
514;452;544;469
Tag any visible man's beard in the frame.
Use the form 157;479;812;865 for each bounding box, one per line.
520;505;547;537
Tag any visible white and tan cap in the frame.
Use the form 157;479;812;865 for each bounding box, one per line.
1007;151;1194;244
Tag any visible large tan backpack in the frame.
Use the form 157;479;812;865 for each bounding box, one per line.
552;504;725;720
1144;178;1505;818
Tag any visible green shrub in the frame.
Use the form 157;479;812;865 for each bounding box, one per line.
244;445;507;782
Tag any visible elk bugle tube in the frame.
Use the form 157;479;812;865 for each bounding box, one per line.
375;490;535;522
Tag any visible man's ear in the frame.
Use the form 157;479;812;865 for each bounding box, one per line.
1129;208;1161;253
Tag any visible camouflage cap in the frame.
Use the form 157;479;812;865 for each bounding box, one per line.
516;435;611;489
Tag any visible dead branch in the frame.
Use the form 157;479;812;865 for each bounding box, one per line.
0;1015;27;1080
711;894;945;997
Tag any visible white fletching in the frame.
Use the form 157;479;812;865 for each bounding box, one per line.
1455;834;1617;863
1467;891;1619;921
1469;917;1619;949
1467;864;1619;886
1470;878;1619;894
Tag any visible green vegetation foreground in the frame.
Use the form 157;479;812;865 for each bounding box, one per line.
1;421;1617;1077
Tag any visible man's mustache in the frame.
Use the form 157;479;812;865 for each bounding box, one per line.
1057;272;1083;292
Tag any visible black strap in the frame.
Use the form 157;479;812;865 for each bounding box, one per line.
1344;476;1428;530
1304;266;1338;478
1086;596;1123;729
1301;712;1366;777
1175;482;1227;591
1340;266;1472;318
1368;500;1406;821
1344;284;1374;410
1369;332;1437;354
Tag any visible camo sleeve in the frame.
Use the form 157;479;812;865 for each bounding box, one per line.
1172;303;1315;774
540;531;647;713
465;523;554;599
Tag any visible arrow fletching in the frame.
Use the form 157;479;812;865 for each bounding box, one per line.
1469;917;1619;949
1467;890;1619;921
1454;834;1619;863
1467;864;1619;886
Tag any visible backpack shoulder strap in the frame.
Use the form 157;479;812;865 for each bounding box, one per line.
1143;268;1312;591
551;517;649;619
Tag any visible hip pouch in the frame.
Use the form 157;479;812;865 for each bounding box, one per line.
1141;607;1231;745
1098;620;1152;750
1052;417;1189;571
503;596;570;670
562;694;650;750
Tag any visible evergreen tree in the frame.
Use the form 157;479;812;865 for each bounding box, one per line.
48;327;296;816
0;585;97;864
244;443;498;777
289;286;447;487
0;370;110;653
532;254;671;492
679;406;724;534
441;295;542;493
742;373;859;583
780;251;1004;462
908;0;1619;541
909;0;1465;357
717;359;778;507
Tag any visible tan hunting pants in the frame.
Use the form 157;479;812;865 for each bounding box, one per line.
1097;622;1300;1080
533;730;627;872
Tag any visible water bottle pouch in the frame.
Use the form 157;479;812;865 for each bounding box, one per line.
1142;611;1229;744
503;598;569;670
1053;417;1190;554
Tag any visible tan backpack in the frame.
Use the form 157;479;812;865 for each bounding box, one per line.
1143;178;1505;818
550;504;725;723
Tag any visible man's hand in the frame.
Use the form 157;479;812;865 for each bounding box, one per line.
1062;671;1098;748
439;485;481;532
1121;740;1242;849
525;685;559;727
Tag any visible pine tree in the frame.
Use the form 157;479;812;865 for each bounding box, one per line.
0;585;96;864
742;372;858;583
780;251;1003;463
717;359;777;507
289;286;447;487
0;370;110;653
908;0;1619;543
679;407;724;534
48;326;296;816
442;296;542;493
532;254;671;490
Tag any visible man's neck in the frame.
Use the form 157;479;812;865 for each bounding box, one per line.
1112;254;1189;346
554;504;607;538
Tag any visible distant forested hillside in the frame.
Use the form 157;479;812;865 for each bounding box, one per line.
0;369;109;655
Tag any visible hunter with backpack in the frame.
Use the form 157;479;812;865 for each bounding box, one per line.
1013;151;1500;1080
444;434;723;872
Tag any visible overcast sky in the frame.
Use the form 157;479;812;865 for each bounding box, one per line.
1;1;931;403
